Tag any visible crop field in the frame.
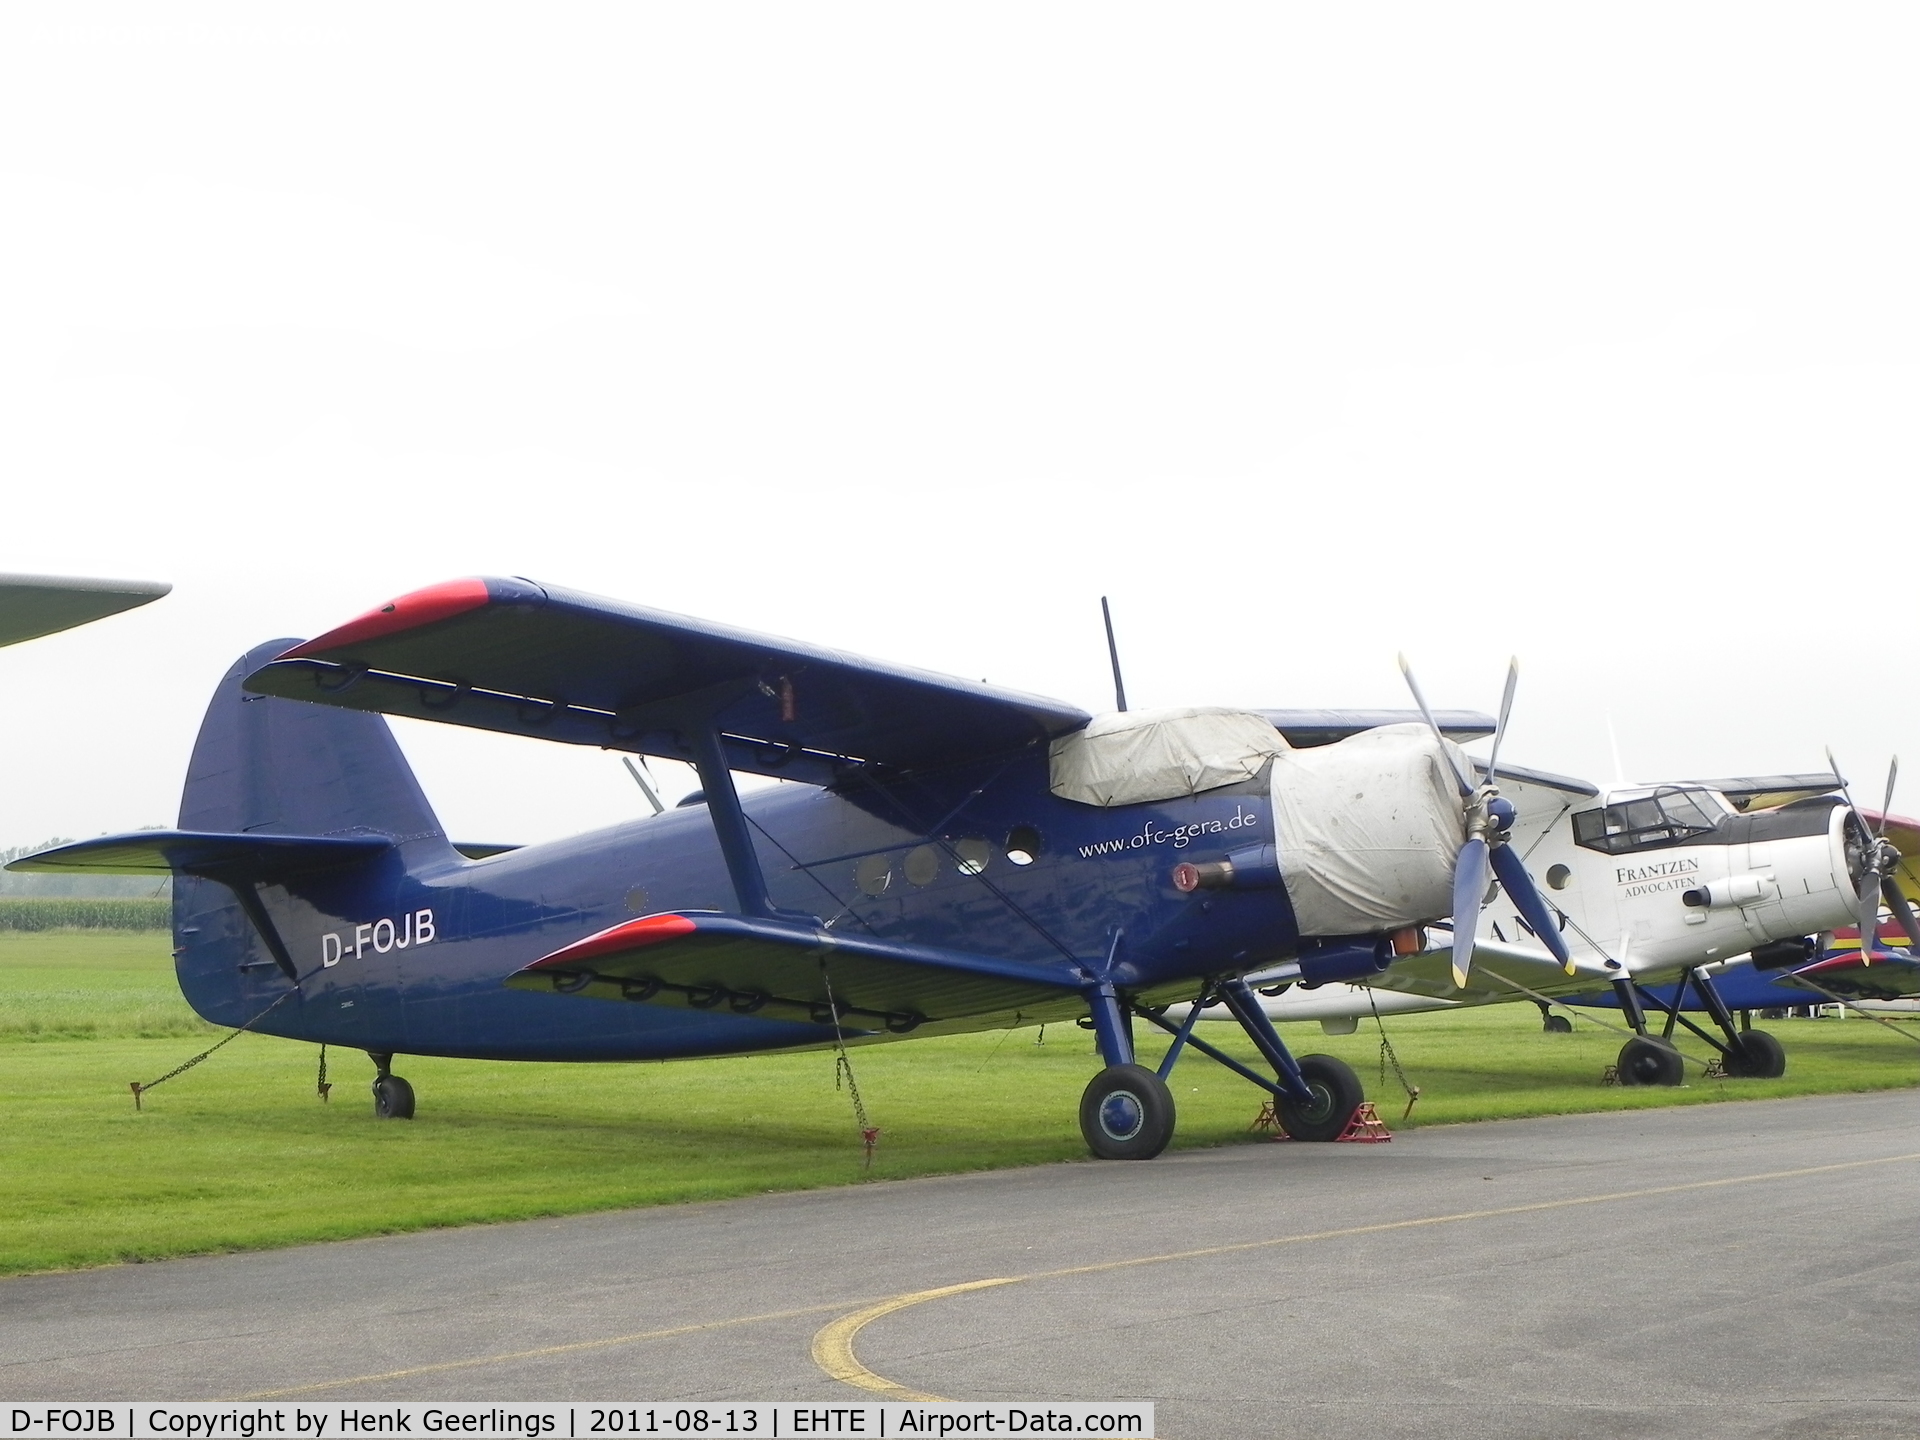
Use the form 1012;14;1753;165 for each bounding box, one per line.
1;930;1914;1276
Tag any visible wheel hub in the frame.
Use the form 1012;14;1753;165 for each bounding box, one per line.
1294;1082;1334;1124
1098;1090;1145;1141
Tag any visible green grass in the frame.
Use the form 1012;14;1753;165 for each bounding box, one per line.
0;931;1913;1276
0;929;219;1041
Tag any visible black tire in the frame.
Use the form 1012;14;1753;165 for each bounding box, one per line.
373;1074;416;1119
1079;1064;1176;1160
1543;1014;1573;1034
1723;1030;1787;1079
1617;1037;1685;1087
1277;1054;1365;1141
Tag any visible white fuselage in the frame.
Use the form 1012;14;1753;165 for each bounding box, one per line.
1192;784;1861;1026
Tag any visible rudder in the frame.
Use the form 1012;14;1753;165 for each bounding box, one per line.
181;639;450;851
171;640;454;1030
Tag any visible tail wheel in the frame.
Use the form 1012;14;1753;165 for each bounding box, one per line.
1723;1030;1787;1079
373;1074;416;1119
1277;1054;1364;1141
1079;1064;1176;1160
1617;1037;1685;1087
1543;1014;1573;1034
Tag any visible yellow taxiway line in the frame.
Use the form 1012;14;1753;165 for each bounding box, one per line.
226;1150;1917;1401
807;1151;1920;1399
237;1299;869;1400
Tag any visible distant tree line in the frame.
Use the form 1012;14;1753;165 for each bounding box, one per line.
0;897;170;930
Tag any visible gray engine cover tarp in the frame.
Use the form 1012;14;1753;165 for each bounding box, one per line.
1271;722;1467;935
1049;707;1289;807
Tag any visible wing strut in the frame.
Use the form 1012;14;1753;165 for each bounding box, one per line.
689;723;811;922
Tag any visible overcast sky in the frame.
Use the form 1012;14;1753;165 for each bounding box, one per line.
3;5;1915;849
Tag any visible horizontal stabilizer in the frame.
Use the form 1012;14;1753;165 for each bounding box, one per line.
6;830;391;879
244;577;1093;782
508;911;1081;1030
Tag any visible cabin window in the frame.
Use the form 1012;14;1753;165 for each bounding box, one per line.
1571;787;1727;855
1005;825;1043;866
954;838;993;875
904;845;940;887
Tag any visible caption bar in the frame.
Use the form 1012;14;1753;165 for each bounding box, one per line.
7;1406;1152;1440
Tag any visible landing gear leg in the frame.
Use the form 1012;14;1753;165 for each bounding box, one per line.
1217;977;1364;1141
1611;979;1683;1086
1077;983;1174;1160
1131;977;1368;1146
1687;971;1786;1079
368;1051;416;1119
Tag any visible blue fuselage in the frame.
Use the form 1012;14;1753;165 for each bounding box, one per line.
178;756;1296;1061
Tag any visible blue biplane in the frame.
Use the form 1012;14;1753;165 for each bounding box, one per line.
10;577;1569;1158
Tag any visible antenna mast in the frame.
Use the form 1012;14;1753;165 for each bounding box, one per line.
1100;596;1129;712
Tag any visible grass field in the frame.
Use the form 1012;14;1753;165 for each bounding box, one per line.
1;930;1914;1276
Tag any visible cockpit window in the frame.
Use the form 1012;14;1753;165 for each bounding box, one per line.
1571;786;1727;854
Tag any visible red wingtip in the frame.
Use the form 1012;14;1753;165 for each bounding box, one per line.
281;578;494;659
527;913;701;970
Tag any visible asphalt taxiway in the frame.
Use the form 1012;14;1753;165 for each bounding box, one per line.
4;1090;1916;1438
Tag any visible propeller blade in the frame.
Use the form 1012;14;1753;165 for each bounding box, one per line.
1484;658;1519;788
1489;841;1575;972
1397;653;1475;799
1450;835;1490;987
1826;746;1860;815
1881;877;1920;957
1877;756;1899;839
1856;872;1883;965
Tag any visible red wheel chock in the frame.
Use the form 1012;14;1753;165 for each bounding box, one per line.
1254;1100;1393;1142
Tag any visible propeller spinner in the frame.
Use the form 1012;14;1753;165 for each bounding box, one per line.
1400;656;1575;988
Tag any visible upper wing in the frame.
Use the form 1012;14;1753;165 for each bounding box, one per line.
243;578;1093;783
1862;810;1920;902
1472;759;1598;853
506;910;1084;1031
1692;773;1841;812
1257;709;1494;746
0;573;169;648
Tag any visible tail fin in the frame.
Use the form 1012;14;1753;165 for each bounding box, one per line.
182;639;450;853
5;643;458;1030
170;641;453;1026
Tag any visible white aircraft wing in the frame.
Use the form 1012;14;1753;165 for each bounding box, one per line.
1471;759;1598;853
1368;934;1616;1005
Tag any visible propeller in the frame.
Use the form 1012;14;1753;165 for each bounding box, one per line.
1400;655;1574;988
1826;749;1920;965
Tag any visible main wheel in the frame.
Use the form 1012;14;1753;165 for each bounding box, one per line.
1617;1037;1684;1087
373;1074;416;1119
1079;1064;1175;1160
1723;1030;1787;1079
1277;1054;1364;1141
1543;1014;1573;1034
